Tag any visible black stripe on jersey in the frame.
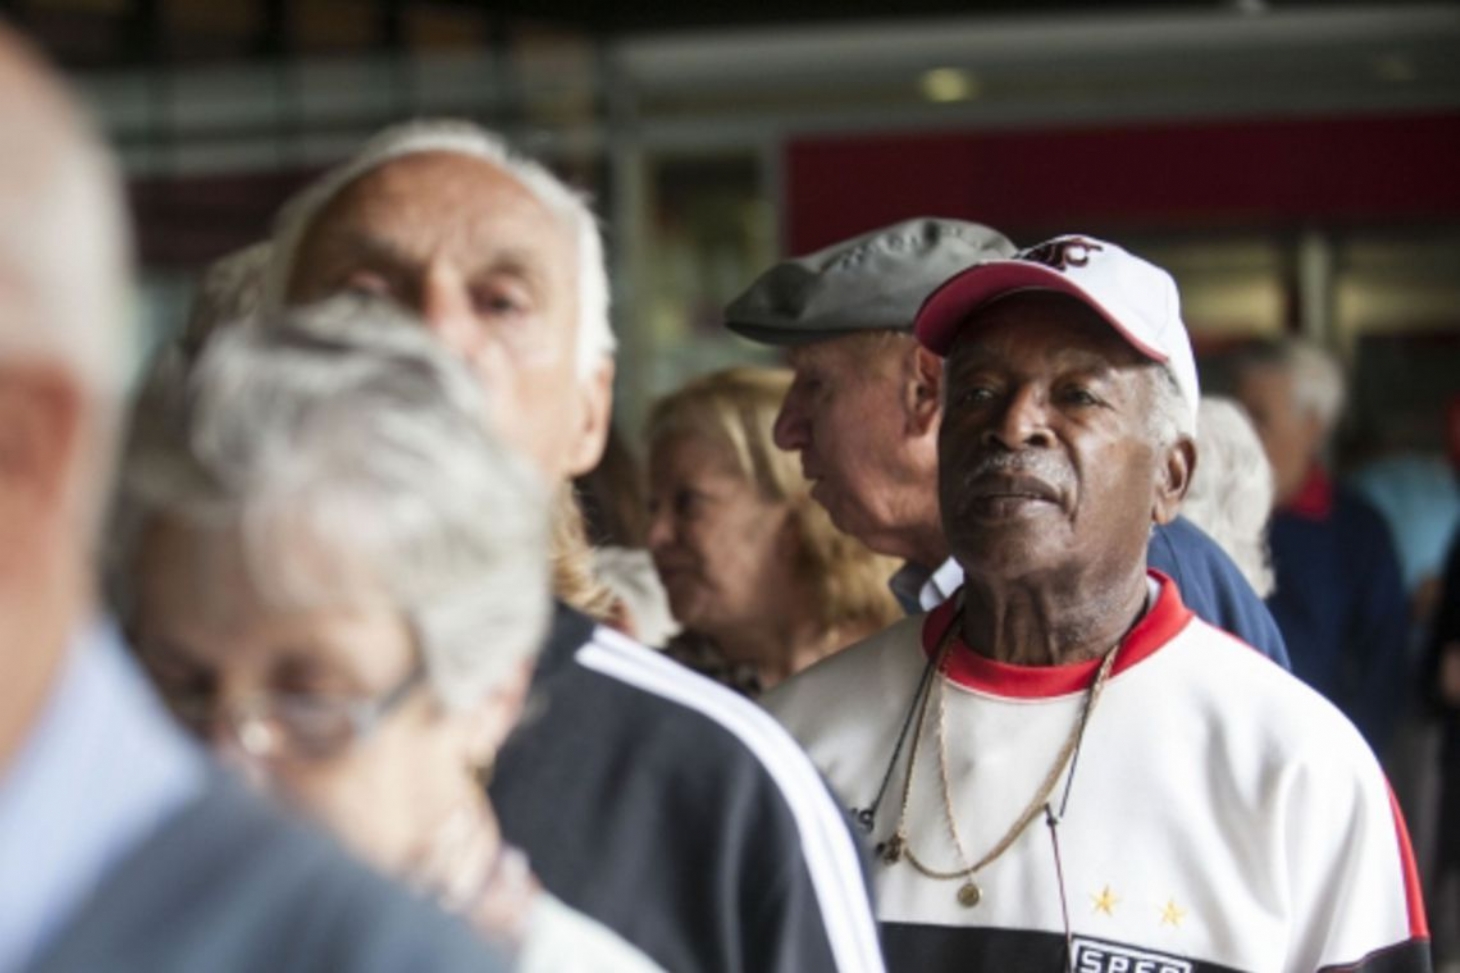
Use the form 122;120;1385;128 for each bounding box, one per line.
881;923;1246;973
1317;939;1433;973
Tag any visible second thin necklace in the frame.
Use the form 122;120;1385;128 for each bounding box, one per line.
878;605;1121;908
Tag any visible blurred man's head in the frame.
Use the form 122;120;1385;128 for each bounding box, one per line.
915;236;1196;590
1227;338;1345;506
0;26;134;759
726;218;1014;566
268;122;613;481
0;35;130;400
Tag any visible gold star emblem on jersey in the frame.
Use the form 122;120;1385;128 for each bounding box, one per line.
1091;885;1120;916
1160;898;1187;927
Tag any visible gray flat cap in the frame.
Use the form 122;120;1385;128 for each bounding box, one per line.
725;217;1016;346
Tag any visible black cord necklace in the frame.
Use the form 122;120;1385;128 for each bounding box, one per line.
858;585;1147;950
849;616;947;841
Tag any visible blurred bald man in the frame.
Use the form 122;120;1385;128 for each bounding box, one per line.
0;29;504;973
262;120;885;973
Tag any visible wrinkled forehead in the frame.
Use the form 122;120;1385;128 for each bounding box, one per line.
787;330;909;378
286;151;575;296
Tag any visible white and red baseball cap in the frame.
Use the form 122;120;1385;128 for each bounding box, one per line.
914;234;1200;431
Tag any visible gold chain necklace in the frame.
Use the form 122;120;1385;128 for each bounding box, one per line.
879;606;1122;908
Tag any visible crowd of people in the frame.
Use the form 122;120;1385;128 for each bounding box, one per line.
0;22;1454;973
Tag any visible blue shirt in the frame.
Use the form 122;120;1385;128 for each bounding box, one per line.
1148;516;1291;669
0;624;203;973
1350;454;1460;594
1268;485;1409;751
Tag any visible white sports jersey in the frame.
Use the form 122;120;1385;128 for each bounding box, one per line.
765;573;1429;973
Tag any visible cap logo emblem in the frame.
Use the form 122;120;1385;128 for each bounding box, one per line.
1021;238;1104;271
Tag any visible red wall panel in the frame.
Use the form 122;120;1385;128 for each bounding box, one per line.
785;113;1460;253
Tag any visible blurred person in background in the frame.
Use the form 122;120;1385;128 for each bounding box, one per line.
1346;406;1460;905
576;426;677;647
0;28;502;973
112;300;662;972
1180;396;1275;597
646;367;900;694
1351;454;1460;631
179;241;272;357
1428;524;1460;971
578;424;650;550
1227;338;1409;753
1423;398;1460;971
726;217;1291;669
261;120;885;973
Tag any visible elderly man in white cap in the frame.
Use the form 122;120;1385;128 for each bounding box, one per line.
726;218;1290;670
0;28;506;973
766;236;1429;973
258;120;884;973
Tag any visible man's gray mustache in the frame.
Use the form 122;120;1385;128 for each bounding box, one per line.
956;451;1072;491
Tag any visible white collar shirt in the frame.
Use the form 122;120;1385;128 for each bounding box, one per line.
888;557;965;615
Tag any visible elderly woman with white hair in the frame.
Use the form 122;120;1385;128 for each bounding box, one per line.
1181;396;1276;598
108;296;663;972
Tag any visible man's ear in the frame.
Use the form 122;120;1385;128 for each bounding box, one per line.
903;344;944;437
0;367;84;572
1152;436;1196;526
563;357;615;478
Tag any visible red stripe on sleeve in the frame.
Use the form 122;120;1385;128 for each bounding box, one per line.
1387;785;1429;940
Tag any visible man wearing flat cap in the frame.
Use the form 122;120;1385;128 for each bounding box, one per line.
727;218;1289;666
765;235;1429;972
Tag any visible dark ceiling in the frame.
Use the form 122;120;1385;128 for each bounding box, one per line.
3;0;1381;70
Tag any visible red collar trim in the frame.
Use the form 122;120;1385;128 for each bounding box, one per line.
1284;465;1334;519
920;571;1195;699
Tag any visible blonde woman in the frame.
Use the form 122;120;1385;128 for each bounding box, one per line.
646;367;900;694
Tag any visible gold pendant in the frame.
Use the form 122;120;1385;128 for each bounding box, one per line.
957;881;982;908
878;834;905;864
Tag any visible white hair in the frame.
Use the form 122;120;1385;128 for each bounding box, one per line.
1148;364;1197;448
1228;337;1347;436
0;37;135;550
263;119;613;379
109;296;551;710
1283;339;1346;434
0;63;131;398
1182;396;1275;597
182;242;271;356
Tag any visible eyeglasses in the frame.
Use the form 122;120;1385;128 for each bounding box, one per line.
160;664;427;761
